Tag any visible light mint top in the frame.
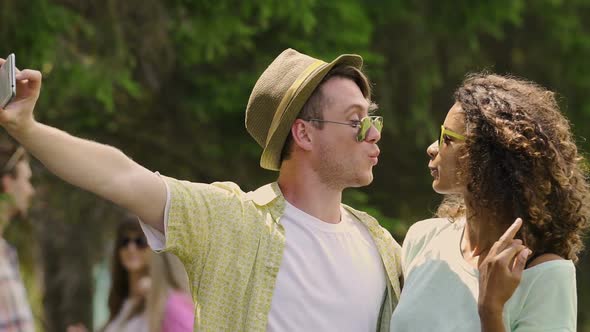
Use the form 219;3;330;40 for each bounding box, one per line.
390;218;576;332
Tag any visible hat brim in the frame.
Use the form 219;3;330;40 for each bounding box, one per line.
259;54;363;171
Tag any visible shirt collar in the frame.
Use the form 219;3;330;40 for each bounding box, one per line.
246;182;286;223
247;182;282;205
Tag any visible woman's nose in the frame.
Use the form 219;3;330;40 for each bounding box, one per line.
427;141;439;160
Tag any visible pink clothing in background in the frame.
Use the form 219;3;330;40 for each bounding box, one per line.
162;291;194;332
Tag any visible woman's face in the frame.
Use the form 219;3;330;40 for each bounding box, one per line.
118;231;150;273
427;102;468;194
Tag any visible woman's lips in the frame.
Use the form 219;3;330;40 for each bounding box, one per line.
429;167;439;178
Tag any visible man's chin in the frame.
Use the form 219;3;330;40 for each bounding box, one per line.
349;173;374;188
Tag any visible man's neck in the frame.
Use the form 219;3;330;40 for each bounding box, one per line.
277;167;343;224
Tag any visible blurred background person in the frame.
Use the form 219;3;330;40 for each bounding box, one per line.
68;216;193;332
146;252;193;332
0;134;36;332
103;216;151;332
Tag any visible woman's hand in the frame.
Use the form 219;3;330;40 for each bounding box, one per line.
478;218;531;331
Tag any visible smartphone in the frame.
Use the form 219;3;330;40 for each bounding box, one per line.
0;53;16;108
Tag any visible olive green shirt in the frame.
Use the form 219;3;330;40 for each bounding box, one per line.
158;176;402;331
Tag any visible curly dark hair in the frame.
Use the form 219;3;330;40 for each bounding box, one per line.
437;73;590;262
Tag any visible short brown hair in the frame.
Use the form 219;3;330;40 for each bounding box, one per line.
280;65;372;162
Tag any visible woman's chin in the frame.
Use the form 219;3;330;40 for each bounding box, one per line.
432;179;442;193
432;181;456;195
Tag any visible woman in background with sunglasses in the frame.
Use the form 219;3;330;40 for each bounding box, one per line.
104;217;194;332
103;216;152;332
146;252;194;332
68;216;194;332
390;73;590;331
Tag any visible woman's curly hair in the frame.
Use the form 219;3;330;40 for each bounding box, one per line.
437;73;590;262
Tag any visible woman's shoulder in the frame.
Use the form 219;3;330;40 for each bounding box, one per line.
524;255;574;274
521;256;575;289
165;290;193;314
526;253;566;268
401;217;460;267
405;217;458;243
162;291;194;332
507;257;576;328
166;290;193;306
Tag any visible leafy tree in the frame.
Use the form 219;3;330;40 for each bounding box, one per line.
1;0;589;330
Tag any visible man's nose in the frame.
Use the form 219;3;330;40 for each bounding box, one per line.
365;124;381;143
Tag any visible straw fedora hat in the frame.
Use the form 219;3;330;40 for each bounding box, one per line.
245;48;363;171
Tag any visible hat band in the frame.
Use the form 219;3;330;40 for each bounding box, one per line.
266;59;325;146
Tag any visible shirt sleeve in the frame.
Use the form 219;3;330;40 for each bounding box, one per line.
139;174;170;251
512;261;577;332
400;224;418;277
401;219;440;277
0;245;35;331
141;176;247;283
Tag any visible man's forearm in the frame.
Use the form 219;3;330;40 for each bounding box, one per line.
9;120;166;228
0;66;167;230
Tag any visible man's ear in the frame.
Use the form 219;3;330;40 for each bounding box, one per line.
291;119;313;152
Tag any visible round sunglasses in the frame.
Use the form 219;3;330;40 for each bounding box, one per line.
118;236;148;249
303;115;383;142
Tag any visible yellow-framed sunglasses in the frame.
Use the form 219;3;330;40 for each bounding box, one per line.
304;116;383;142
439;125;466;149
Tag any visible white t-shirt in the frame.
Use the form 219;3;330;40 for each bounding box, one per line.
141;191;387;331
103;298;148;332
266;201;386;332
390;218;577;332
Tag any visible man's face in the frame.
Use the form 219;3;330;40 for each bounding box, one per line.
308;77;381;189
4;160;35;217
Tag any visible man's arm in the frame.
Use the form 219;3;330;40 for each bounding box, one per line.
0;60;166;232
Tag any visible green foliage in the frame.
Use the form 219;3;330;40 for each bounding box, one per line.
2;0;590;330
343;189;406;237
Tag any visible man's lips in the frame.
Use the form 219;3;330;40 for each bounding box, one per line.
369;150;380;165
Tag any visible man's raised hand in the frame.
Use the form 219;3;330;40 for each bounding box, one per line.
0;58;42;134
